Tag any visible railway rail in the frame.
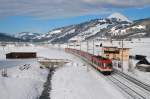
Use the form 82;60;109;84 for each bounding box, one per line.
66;49;150;99
114;69;150;92
107;72;150;99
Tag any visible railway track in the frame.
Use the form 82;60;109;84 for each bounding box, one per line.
107;70;150;99
114;69;150;92
66;51;150;99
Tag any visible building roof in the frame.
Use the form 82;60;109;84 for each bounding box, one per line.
117;47;130;49
102;46;118;48
102;46;130;49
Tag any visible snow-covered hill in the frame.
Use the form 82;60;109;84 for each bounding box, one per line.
14;32;40;41
0;33;23;42
108;17;150;39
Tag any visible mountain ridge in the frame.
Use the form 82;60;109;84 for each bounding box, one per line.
0;33;23;42
6;12;150;43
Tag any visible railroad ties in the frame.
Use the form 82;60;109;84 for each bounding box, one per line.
107;70;150;99
67;50;150;99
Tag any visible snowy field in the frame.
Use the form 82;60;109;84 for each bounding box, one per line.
0;45;49;99
0;44;128;99
0;60;48;99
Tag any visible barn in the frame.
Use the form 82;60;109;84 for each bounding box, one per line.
6;52;37;59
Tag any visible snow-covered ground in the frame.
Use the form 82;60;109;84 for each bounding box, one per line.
0;45;50;99
0;44;128;99
0;44;69;99
51;56;127;99
0;60;48;99
56;38;150;85
37;45;128;99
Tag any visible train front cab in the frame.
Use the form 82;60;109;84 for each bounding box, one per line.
101;59;112;75
92;56;113;75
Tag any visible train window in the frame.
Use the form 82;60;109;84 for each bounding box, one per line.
101;63;102;66
95;61;97;64
100;63;102;66
98;62;102;66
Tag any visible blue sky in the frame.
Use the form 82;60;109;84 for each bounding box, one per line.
0;0;150;34
0;15;104;34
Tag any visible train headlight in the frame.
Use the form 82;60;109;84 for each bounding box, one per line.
104;63;106;67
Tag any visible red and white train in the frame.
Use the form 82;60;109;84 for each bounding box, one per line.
65;48;113;75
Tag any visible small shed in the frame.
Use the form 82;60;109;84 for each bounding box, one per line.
6;52;37;59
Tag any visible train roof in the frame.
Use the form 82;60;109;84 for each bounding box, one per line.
93;55;110;60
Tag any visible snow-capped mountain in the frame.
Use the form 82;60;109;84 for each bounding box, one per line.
14;32;40;41
14;13;150;43
108;12;131;22
108;17;150;39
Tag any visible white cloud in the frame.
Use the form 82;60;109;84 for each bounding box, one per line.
0;0;149;19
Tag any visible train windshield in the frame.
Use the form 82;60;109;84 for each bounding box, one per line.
106;63;112;67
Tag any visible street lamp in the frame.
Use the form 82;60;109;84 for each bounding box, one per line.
67;42;69;48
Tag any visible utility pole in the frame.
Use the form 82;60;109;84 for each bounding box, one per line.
2;43;6;53
87;41;89;53
86;41;89;72
2;44;7;77
121;39;124;72
67;43;69;48
58;43;61;50
2;68;7;77
74;42;75;49
80;41;81;51
67;42;69;48
93;40;95;55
